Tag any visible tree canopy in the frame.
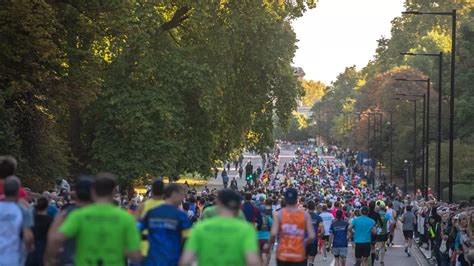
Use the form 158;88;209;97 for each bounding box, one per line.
0;0;316;190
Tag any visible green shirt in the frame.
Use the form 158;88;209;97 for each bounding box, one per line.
185;216;258;266
201;205;245;220
59;203;140;266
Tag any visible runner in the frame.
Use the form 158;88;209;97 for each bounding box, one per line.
330;210;350;266
267;187;315;266
139;183;192;266
401;205;416;257
320;204;335;261
179;189;260;266
258;198;273;266
349;206;376;266
47;173;141;266
46;175;93;266
26;196;53;266
386;202;397;246
135;179;165;257
306;200;324;266
375;206;390;265
0;176;34;266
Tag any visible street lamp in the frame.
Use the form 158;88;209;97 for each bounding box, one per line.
395;78;430;198
402;9;456;202
392;96;422;195
396;93;427;199
401;52;443;200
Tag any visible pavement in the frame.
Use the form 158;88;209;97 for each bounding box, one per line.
205;148;429;265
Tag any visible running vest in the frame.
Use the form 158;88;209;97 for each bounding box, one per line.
277;208;306;262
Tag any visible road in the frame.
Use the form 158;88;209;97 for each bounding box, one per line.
206;148;429;266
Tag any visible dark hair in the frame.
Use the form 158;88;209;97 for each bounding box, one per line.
36;197;49;211
334;201;341;208
152;179;165;196
307;200;316;211
0;155;17;179
164;183;183;199
322;204;328;212
361;206;370;215
336;210;343;219
218;189;241;211
75;175;93;202
92;173;117;197
245;192;252;201
182;202;190;211
265;198;273;206
4;176;20;197
406;205;413;212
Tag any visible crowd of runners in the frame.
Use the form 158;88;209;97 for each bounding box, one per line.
0;145;473;266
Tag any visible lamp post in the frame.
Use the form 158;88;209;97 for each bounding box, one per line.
402;9;456;202
395;78;430;198
401;52;443;200
396;93;427;199
393;96;422;195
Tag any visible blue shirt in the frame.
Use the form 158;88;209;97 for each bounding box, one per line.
351;216;375;243
139;204;192;266
330;220;349;247
309;212;323;243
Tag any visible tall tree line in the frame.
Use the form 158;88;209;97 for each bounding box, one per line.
0;0;316;189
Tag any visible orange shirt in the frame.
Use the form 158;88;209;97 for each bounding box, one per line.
277;208;306;262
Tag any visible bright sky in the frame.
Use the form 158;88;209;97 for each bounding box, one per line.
292;0;405;85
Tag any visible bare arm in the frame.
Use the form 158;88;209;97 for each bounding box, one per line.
23;227;34;252
125;250;141;261
267;211;280;250
135;202;145;220
245;252;262;266
179;250;196;266
305;213;315;245
44;231;68;266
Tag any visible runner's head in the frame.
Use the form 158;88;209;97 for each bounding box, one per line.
152;179;165;198
284;187;298;206
361;206;369;216
0;155;17;180
217;189;241;214
307;200;316;211
75;175;93;203
35;196;49;213
336;210;343;220
164;183;185;206
4;175;20;199
92;173;117;201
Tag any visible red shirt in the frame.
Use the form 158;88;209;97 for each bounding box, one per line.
0;180;28;201
330;208;346;220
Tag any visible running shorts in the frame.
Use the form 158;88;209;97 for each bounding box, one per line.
355;243;371;258
403;230;414;239
306;242;318;256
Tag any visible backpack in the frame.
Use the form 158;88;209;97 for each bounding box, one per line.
377;213;388;235
260;210;271;232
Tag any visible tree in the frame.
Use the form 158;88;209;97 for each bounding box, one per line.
301;80;326;106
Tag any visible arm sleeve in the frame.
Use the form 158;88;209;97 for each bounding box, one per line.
59;212;79;238
125;215;141;251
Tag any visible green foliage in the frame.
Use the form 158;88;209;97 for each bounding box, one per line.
0;1;316;189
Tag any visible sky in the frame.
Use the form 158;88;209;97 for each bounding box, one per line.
292;0;405;85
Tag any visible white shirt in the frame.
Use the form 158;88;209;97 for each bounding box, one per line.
0;202;23;266
320;211;335;235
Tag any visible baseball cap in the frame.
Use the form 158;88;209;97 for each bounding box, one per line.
284;187;298;205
